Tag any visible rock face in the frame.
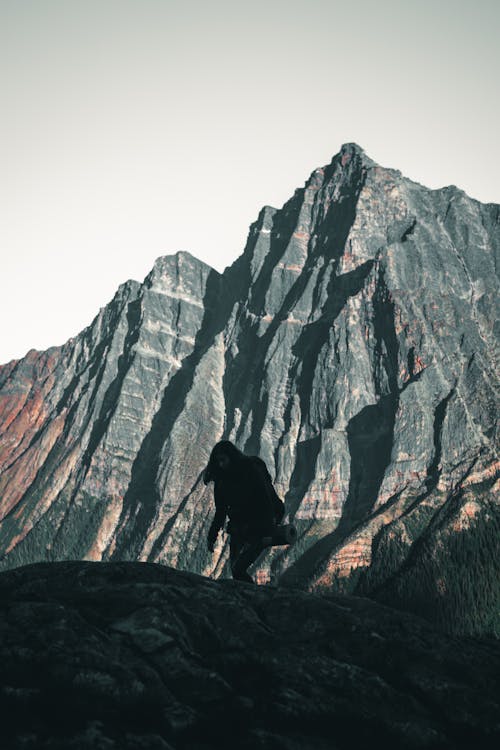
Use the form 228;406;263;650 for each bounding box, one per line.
0;144;498;635
1;561;499;750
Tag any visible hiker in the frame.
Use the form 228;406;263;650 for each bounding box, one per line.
203;440;285;583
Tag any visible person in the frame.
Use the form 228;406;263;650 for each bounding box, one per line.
203;440;285;583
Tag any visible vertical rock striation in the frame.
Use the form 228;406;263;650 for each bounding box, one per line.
0;144;498;634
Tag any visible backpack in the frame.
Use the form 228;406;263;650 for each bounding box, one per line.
250;456;285;524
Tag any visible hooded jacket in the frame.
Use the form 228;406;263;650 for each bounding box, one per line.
204;441;284;539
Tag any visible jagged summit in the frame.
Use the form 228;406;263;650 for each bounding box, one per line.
157;249;216;267
146;250;218;285
336;141;376;164
242;144;376;226
323;142;377;175
0;147;498;637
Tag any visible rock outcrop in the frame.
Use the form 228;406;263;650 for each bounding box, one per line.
0;144;498;635
1;561;499;749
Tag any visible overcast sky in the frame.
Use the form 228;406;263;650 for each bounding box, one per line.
1;0;499;364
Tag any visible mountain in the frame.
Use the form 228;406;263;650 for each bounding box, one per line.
0;144;498;635
1;560;499;749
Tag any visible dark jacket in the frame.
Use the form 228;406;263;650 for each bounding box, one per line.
205;443;284;542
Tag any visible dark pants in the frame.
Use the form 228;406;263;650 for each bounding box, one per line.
229;533;265;583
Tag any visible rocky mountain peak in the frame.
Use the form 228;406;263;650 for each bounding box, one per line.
0;144;498;638
144;251;216;304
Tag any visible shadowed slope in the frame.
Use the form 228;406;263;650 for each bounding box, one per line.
1;560;499;750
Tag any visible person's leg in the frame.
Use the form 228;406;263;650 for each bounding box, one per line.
230;536;264;583
230;535;252;581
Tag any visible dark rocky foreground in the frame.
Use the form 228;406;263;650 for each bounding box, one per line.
1;561;499;749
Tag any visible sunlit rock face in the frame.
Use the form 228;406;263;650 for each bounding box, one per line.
0;144;498;634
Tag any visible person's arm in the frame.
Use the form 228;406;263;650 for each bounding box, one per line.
207;482;227;552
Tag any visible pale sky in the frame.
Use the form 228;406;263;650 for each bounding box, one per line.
1;0;499;364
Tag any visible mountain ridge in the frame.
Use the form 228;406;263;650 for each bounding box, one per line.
0;143;498;635
1;141;494;369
